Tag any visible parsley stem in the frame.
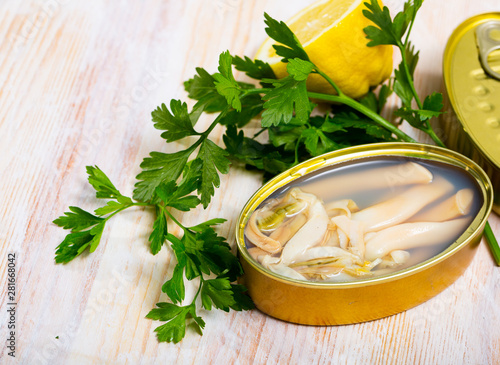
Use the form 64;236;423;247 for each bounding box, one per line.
307;91;416;143
206;106;230;135
314;69;344;96
294;135;302;166
163;207;185;231
404;19;416;49
193;276;204;301
424;125;446;147
187;106;231;154
484;221;500;266
242;88;272;97
105;202;151;220
252;128;266;139
397;41;423;110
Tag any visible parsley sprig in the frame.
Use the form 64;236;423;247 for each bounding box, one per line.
53;166;151;263
363;0;445;146
146;200;253;343
54;0;499;344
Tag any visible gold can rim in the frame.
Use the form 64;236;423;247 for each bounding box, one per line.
235;142;493;289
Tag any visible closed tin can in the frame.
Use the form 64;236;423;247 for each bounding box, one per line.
235;143;493;325
442;13;500;214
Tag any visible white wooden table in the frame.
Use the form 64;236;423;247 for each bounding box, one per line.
1;0;499;364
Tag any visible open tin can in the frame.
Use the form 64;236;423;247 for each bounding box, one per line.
235;143;493;325
442;13;500;214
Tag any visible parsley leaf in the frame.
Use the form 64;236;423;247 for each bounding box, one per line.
54;231;94;264
155;180;200;212
263;12;309;62
330;111;392;139
185;65;256;114
197;228;243;280
404;41;420;77
393;92;443;129
393;61;414;107
362;0;446;146
168;232;201;280
218;93;264;128
363;0;408;46
184;67;228;113
146;303;203;344
232;55;276;81
268;119;306;150
149;221;250;343
149;217;251;344
301;128;339;156
421;92;444;119
228;284;255;311
402;0;423;31
162;265;185;304
152;100;199;142
287;58;315;81
54;167;140;262
358;84;393;115
188;218;227;233
94;198;131;216
223;125;294;174
53;221;105;263
201;277;235;311
359;90;379;113
377;83;393;112
88;222;105;252
149;206;169;255
86;165;122;199
133;148;194;202
196;139;231;208
53;206;103;232
261;59;313;127
213;51;242;112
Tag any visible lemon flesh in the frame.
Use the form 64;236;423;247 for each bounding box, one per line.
256;0;393;99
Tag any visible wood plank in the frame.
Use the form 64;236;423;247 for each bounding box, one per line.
0;0;499;363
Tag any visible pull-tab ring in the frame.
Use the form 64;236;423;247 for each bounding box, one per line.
476;21;500;81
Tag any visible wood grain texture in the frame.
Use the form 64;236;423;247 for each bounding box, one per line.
0;0;499;364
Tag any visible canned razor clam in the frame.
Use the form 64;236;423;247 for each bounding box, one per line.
442;13;500;214
235;143;493;326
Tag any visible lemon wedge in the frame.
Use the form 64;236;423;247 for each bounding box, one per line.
255;0;393;99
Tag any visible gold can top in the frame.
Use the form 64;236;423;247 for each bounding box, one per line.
443;13;500;168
